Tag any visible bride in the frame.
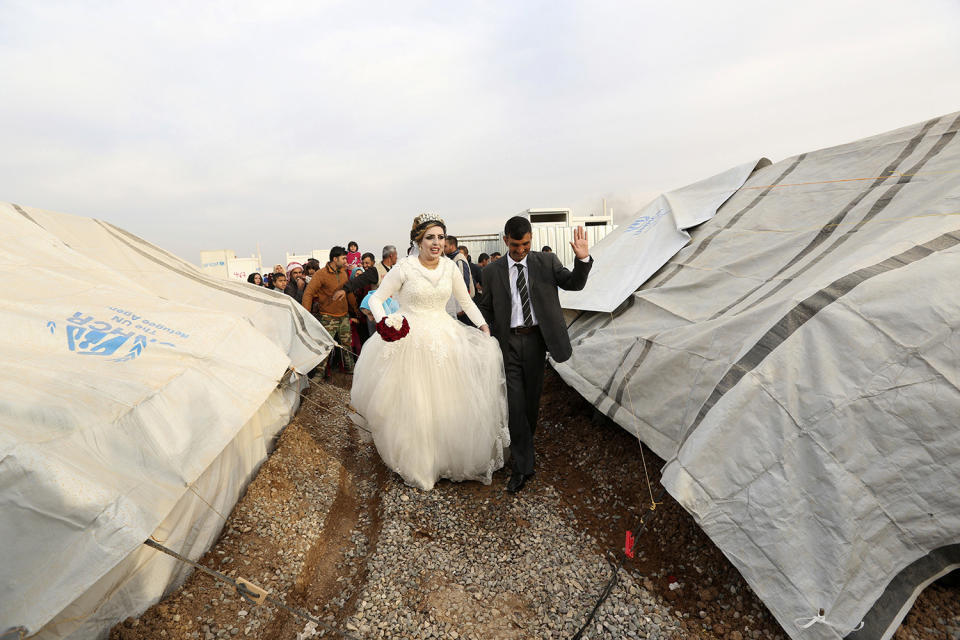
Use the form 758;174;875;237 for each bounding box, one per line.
350;213;509;490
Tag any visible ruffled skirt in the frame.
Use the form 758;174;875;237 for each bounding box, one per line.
350;310;509;490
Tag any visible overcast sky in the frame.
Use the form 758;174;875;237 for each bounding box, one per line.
2;0;959;267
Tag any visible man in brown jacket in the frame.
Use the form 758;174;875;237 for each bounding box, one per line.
302;246;355;373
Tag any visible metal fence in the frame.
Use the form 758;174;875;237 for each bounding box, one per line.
459;225;613;268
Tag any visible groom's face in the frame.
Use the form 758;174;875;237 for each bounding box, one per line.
505;232;532;262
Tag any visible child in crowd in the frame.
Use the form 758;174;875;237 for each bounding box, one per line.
345;241;362;273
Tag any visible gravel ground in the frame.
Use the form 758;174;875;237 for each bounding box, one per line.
322;481;682;640
112;367;959;640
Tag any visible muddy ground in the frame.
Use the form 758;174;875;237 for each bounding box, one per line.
111;368;958;640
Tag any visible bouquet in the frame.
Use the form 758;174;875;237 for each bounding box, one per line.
376;313;410;342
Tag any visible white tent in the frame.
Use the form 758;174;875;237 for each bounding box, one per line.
0;203;333;638
555;112;960;640
559;157;768;313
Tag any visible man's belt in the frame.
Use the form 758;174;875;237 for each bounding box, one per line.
510;325;539;335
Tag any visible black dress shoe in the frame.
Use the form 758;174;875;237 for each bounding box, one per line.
506;471;527;493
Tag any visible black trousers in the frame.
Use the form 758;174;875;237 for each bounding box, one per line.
505;328;547;475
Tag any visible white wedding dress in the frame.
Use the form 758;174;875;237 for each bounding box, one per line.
350;256;509;490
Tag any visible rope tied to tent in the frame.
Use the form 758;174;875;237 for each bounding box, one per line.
286;375;374;436
572;484;668;640
607;324;663;529
209;339;663;640
638;442;661;512
741;168;960;190
794;608;864;632
567;305;676;638
132;371;372;638
187;484;231;522
143;538;362;640
166;369;370;531
624;485;668;560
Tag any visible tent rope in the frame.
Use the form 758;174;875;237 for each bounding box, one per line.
143;538;362;640
638;440;661;512
268;371;373;436
131;371;373;638
187;484;230;523
742;169;960;190
615;334;661;513
698;210;960;235
568;304;668;639
794;609;864;632
570;486;668;640
181;333;664;640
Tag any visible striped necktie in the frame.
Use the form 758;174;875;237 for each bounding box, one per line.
515;263;533;326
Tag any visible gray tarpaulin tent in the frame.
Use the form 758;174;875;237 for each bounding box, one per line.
555;112;960;640
0;203;333;638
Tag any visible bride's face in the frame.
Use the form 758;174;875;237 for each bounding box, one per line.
419;225;446;260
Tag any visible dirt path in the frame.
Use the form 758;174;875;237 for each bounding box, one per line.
264;397;390;640
111;369;958;640
260;464;359;639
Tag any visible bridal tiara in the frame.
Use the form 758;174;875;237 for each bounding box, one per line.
414;212;445;228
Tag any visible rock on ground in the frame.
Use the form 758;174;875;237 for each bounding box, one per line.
111;368;959;640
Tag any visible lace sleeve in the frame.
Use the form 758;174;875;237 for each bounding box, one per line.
368;264;404;323
450;261;486;328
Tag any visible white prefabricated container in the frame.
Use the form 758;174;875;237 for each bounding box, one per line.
226;256;261;282
199;249;233;279
459;209;615;268
285;249;331;267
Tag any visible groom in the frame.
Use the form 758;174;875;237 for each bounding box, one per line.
478;216;593;493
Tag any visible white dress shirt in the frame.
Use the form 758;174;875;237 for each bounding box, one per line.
508;254;538;328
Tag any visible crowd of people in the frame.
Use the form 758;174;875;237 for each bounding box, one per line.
242;219;592;495
244;238;509;376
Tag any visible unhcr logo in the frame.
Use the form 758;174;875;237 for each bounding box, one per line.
626;208;669;236
47;310;184;363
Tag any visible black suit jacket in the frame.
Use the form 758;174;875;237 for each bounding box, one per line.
478;252;592;363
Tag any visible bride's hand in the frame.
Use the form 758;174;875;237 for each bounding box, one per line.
480;324;491;336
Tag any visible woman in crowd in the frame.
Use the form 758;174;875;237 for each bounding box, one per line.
247;273;263;286
350;213;508;490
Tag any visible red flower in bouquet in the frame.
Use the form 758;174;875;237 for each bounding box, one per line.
376;314;410;342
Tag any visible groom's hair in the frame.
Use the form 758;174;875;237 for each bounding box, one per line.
504;216;532;240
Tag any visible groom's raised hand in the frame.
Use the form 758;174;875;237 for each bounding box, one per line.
570;225;590;260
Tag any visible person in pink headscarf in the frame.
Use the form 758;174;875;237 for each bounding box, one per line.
284;262;307;304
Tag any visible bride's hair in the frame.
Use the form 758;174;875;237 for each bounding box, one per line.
410;212;447;248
